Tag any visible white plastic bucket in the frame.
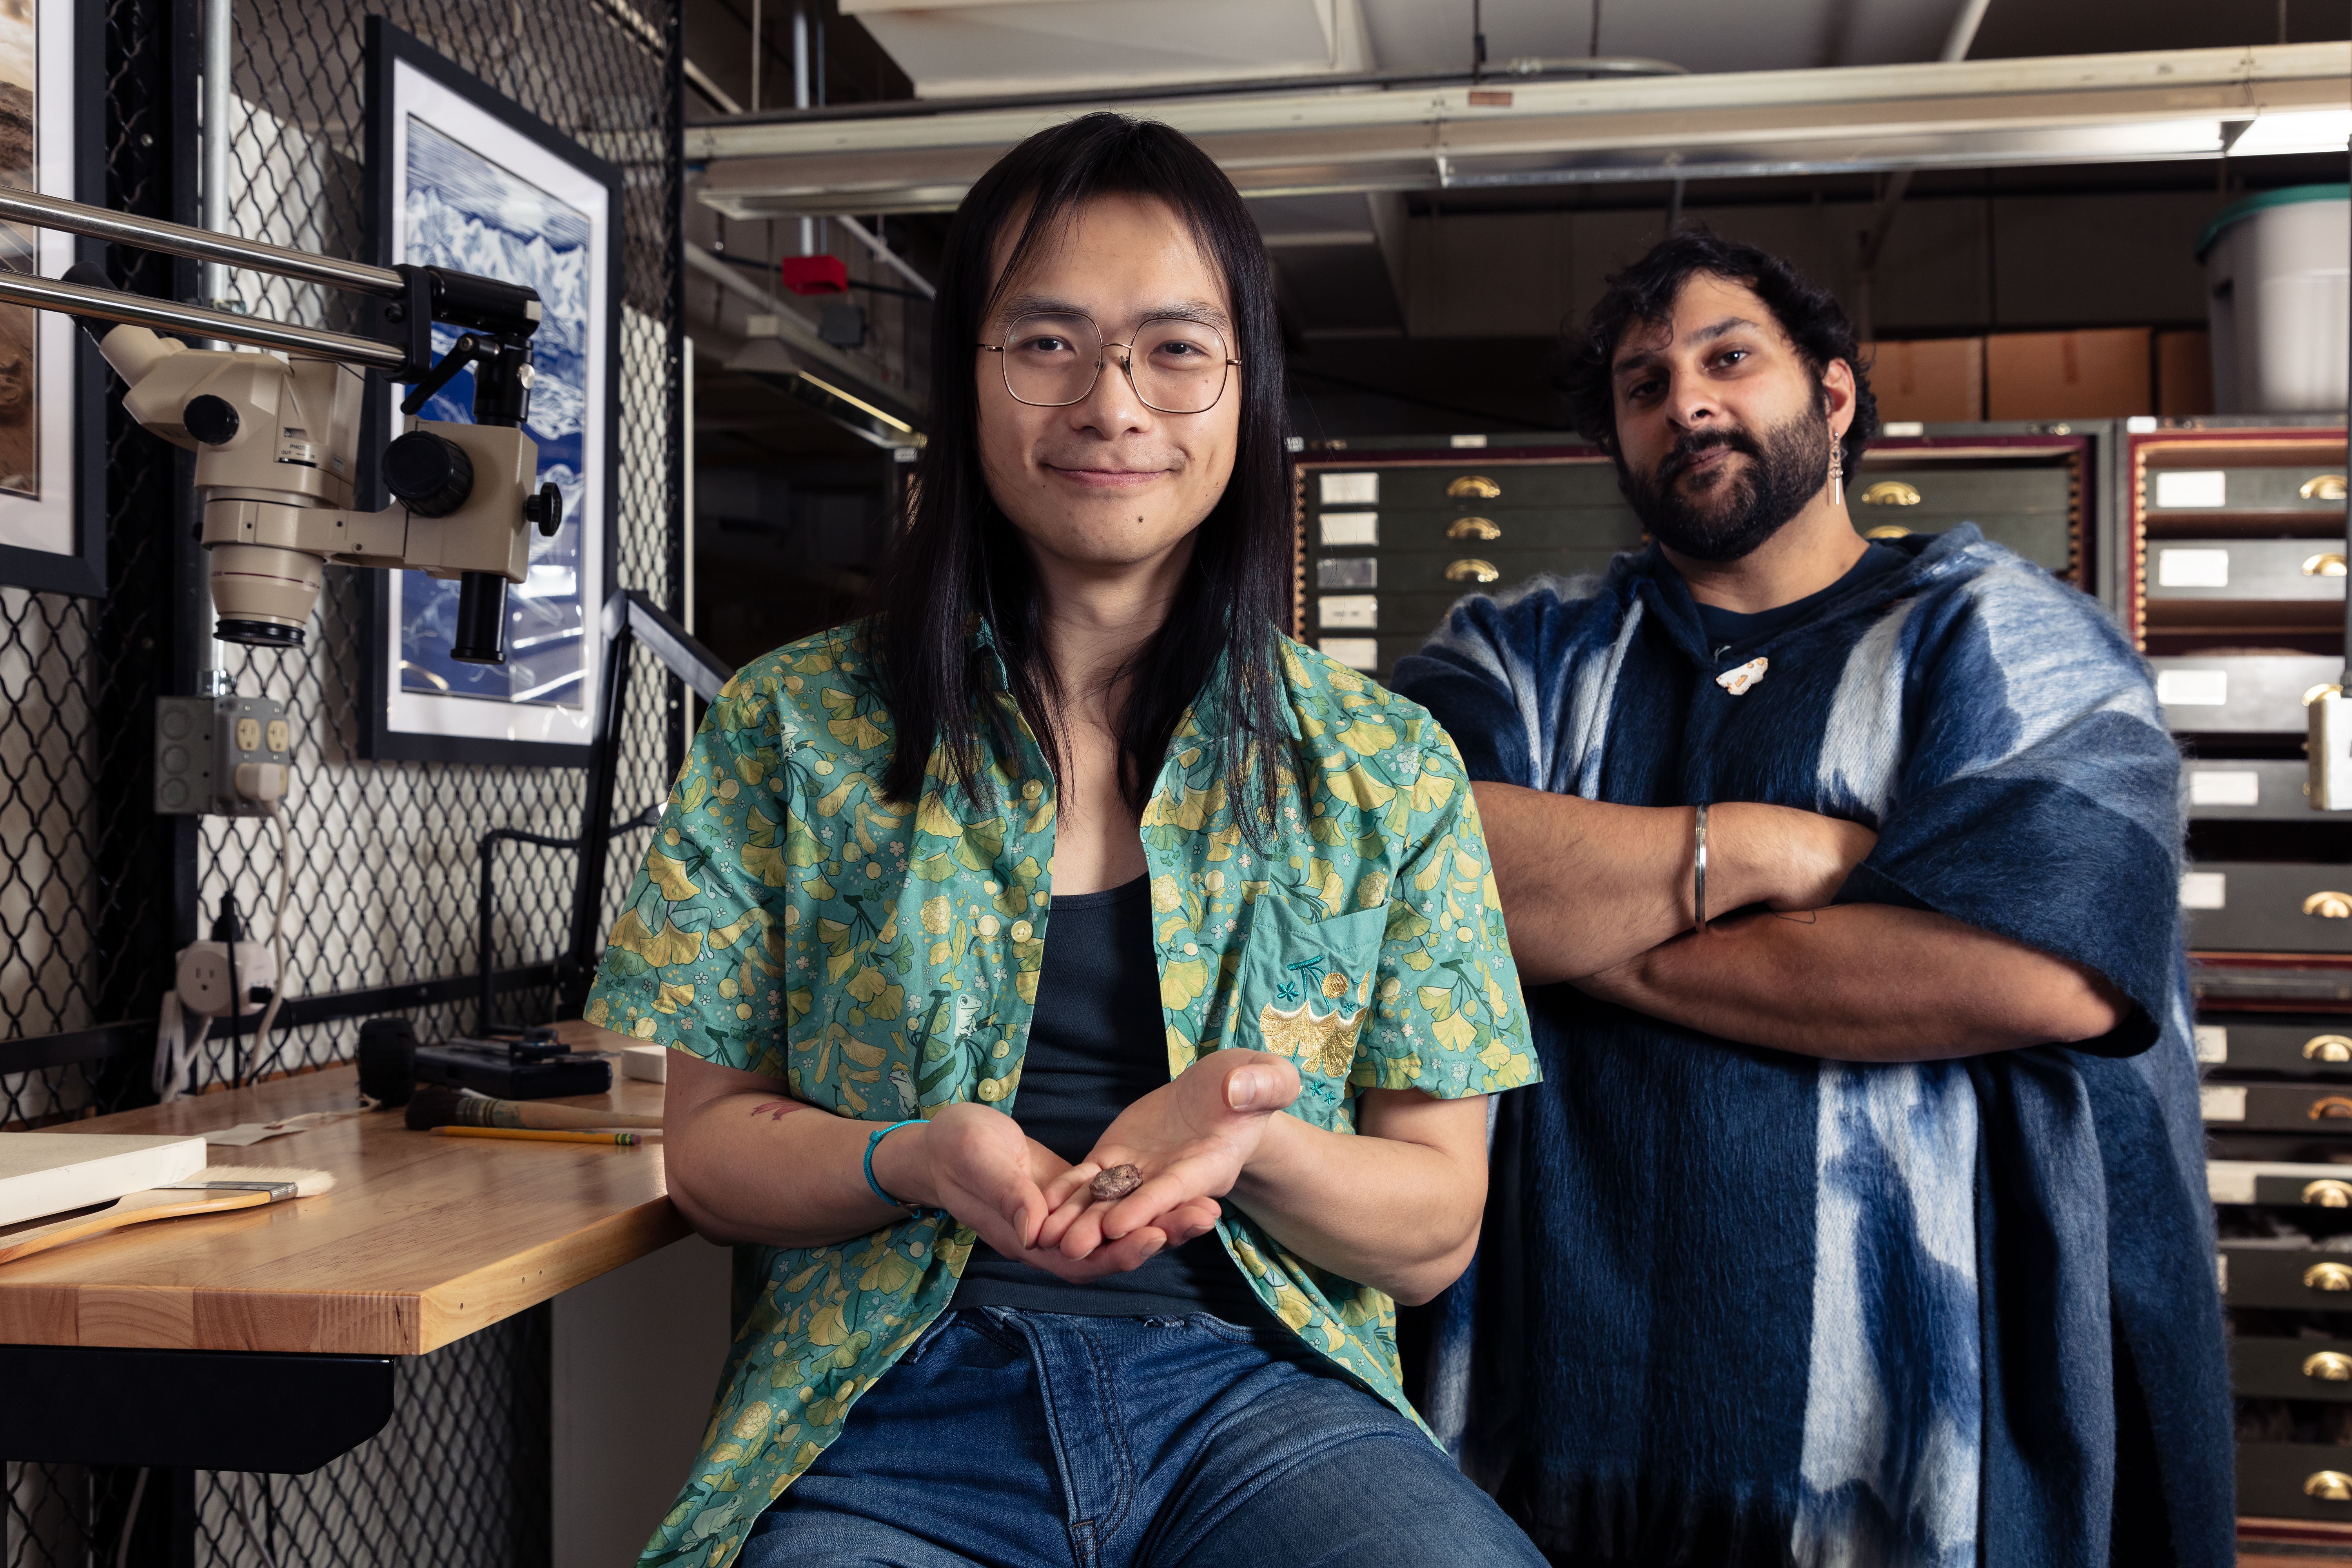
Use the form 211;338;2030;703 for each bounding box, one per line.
2199;185;2349;414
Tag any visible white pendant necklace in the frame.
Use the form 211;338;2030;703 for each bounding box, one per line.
1715;656;1769;695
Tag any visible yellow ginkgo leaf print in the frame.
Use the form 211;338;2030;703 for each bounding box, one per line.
609;908;706;966
581;622;1535;1568
707;905;766;951
1326;762;1396;811
1160;958;1210;1010
646;848;701;900
1408;766;1457;813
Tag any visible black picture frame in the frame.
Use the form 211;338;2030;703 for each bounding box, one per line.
0;0;106;599
357;16;622;766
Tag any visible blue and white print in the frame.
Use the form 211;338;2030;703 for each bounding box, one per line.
1392;525;2234;1568
397;116;590;707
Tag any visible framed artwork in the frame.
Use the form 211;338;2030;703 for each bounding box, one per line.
0;0;103;598
359;18;620;764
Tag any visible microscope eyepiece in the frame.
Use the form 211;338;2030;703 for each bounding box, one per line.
183;394;240;446
450;571;509;666
383;429;475;518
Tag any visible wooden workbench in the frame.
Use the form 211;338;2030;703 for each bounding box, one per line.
0;1022;684;1356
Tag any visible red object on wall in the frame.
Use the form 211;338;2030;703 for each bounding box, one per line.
780;254;849;296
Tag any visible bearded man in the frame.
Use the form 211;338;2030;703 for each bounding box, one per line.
1389;231;2232;1567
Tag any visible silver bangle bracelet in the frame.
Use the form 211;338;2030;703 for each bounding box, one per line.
1692;802;1709;935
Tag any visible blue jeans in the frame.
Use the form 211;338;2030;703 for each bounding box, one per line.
740;1308;1544;1568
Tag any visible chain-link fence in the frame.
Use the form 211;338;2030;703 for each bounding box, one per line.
0;0;189;1133
1;0;683;1125
2;0;682;1562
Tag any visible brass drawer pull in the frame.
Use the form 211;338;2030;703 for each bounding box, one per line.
2308;891;2352;918
2305;1179;2352;1207
2304;474;2348;502
2308;1034;2352;1063
1446;516;1501;540
2309;684;2345;708
2305;552;2348;577
1446;475;1501;499
1860;480;1922;506
1863;524;1913;540
2312;1096;2352;1121
2307;1351;2352;1381
2308;1262;2352;1292
2309;1470;2352;1502
1445;558;1501;584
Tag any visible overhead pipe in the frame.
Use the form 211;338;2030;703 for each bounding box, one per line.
200;0;232;315
1853;0;1997;339
792;2;814;256
686;58;743;116
833;216;935;299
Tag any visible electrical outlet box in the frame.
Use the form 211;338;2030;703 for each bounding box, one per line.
155;694;294;817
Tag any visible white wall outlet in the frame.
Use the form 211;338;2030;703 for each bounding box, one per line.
175;940;278;1018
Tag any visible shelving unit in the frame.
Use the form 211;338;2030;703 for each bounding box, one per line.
1286;417;2352;1535
2129;416;2352;1531
1288;422;2111;682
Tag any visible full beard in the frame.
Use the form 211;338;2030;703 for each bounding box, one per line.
1619;407;1833;563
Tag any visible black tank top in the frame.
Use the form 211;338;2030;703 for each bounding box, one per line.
951;875;1274;1322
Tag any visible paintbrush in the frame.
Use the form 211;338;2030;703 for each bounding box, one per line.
403;1083;662;1134
0;1165;335;1266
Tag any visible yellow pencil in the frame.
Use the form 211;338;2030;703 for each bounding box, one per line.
430;1126;641;1147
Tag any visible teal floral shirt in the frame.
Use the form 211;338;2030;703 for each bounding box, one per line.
586;620;1537;1568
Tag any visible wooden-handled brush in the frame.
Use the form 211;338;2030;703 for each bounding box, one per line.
0;1165;335;1266
404;1084;662;1133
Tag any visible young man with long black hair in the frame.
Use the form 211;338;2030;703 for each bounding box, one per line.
1393;230;2230;1567
586;114;1546;1568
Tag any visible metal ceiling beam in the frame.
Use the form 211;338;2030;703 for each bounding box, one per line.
689;42;2352;220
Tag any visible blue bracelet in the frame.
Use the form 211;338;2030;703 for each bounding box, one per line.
863;1119;926;1210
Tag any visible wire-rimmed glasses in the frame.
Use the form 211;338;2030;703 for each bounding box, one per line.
979;311;1240;415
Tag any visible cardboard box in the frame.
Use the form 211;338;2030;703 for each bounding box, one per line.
2157;329;2215;417
1985;328;2152;420
1863;338;1984;423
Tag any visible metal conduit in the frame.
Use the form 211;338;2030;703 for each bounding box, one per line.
0;270;407;368
0;189;406;298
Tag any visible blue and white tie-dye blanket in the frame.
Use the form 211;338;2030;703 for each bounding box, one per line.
1390;525;2232;1568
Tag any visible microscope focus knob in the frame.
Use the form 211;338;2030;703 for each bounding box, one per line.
383;430;475;519
524;481;563;538
183;394;240;446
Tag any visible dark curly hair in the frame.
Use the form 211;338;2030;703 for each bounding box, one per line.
1556;227;1878;476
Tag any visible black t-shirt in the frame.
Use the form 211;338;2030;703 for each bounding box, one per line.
951;875;1274;1321
1693;541;1908;661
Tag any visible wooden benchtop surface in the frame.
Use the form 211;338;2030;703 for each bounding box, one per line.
0;1020;688;1356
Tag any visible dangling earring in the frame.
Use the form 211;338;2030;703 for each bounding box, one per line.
1829;445;1844;508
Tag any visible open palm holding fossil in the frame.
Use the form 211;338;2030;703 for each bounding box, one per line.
1036;1049;1303;1260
